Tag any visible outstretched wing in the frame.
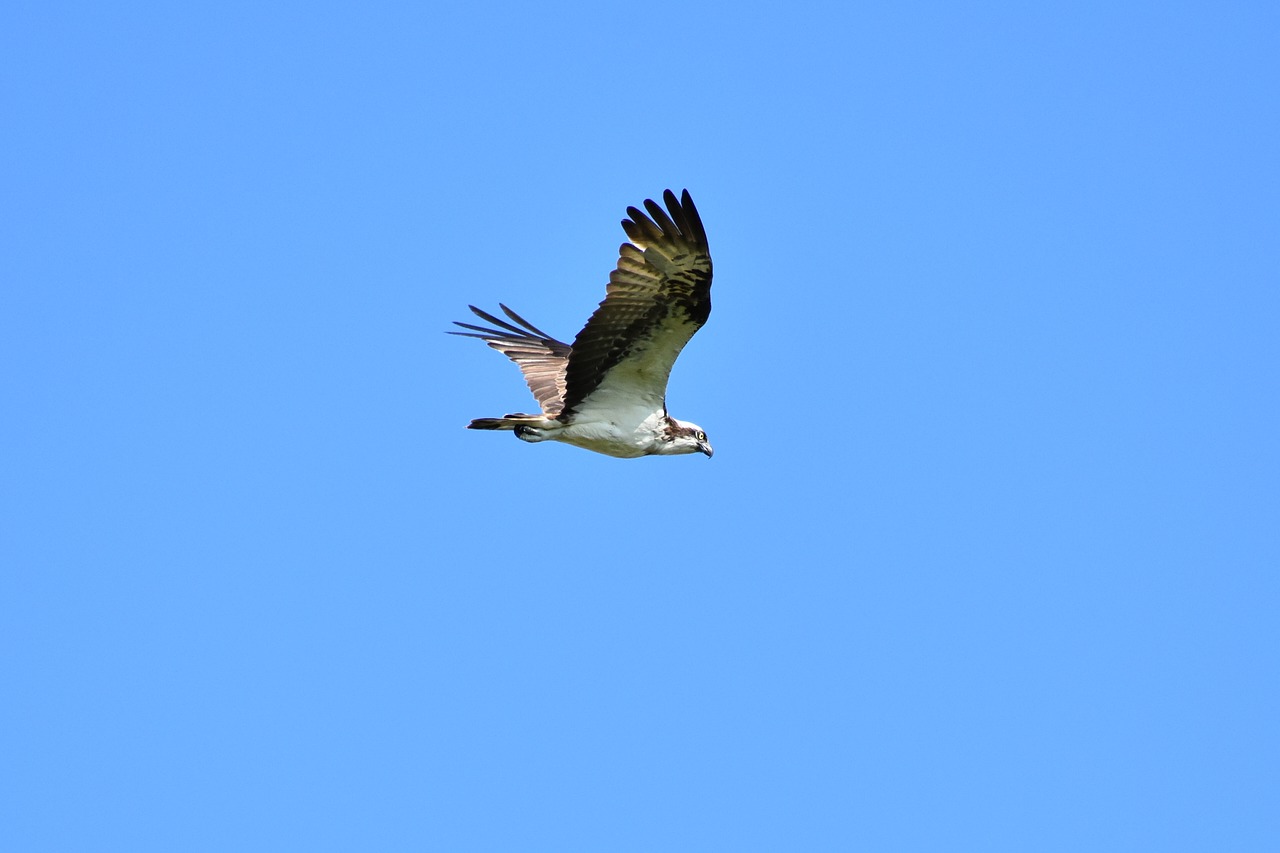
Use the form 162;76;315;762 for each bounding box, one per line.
560;189;712;417
450;304;571;415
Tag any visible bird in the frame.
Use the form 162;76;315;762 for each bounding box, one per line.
450;189;714;459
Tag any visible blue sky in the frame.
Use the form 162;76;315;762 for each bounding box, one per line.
3;1;1278;850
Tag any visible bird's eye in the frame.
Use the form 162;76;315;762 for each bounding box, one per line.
697;431;706;441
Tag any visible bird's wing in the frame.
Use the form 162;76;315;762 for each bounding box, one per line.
450;304;571;415
559;189;712;418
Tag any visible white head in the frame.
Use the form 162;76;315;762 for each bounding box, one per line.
661;417;714;457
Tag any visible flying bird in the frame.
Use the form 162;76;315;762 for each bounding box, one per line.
451;189;714;459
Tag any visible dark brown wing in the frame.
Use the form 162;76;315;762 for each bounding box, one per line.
450;304;571;415
559;189;712;417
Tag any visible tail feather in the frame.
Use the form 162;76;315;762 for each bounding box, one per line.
467;415;546;431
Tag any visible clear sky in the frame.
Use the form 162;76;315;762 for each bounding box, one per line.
3;1;1278;850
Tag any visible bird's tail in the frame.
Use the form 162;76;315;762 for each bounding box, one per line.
466;413;549;431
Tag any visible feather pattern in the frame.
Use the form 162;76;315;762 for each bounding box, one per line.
559;189;712;416
449;304;571;415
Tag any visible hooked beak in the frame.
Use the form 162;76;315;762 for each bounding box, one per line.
699;441;714;458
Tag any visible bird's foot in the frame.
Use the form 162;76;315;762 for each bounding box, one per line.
514;425;545;442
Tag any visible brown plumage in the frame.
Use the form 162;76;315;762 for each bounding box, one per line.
559;189;712;416
450;304;572;416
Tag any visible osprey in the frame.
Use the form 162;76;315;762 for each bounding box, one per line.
451;189;714;459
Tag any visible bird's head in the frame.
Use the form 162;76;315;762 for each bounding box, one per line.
664;418;714;458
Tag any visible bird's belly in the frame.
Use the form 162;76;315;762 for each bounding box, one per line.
556;421;654;459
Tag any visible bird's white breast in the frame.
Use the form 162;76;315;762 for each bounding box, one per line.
556;405;669;458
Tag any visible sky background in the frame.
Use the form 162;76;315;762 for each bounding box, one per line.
3;1;1278;850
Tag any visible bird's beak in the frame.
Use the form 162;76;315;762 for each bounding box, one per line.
699;441;714;458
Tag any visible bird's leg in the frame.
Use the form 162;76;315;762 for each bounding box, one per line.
514;425;546;442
